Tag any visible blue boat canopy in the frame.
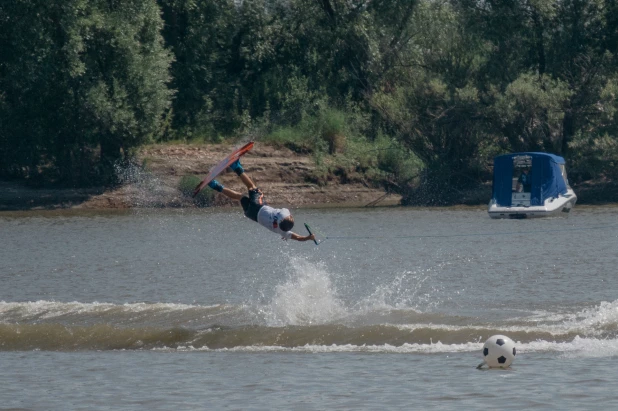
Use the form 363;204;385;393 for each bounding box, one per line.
491;152;568;207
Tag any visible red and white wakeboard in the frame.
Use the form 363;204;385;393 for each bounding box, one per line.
192;141;254;197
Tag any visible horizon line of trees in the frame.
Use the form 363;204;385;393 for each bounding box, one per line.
1;0;618;199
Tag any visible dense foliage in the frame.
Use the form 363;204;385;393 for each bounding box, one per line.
1;0;617;201
0;0;172;184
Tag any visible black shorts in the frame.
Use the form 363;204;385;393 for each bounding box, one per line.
240;188;264;222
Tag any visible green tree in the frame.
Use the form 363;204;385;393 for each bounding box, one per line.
453;0;618;157
491;73;573;153
548;0;614;154
158;0;236;137
369;1;492;203
0;0;173;184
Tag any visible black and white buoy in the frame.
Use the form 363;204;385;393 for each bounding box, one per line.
477;335;517;369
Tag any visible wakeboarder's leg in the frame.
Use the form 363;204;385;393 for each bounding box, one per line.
230;160;257;190
238;173;256;190
227;159;263;219
207;180;243;200
206;158;256;201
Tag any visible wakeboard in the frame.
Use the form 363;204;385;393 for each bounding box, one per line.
193;141;254;197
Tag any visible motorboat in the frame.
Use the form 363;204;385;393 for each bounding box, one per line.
488;152;577;219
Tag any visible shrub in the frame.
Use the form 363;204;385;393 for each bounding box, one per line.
262;126;313;153
178;175;215;207
569;133;618;182
319;109;347;154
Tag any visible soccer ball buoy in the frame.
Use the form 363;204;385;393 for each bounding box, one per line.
481;335;516;368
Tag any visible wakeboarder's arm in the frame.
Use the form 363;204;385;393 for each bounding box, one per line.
290;233;316;242
221;187;244;201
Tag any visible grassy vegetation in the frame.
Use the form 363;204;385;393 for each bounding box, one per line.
178;175;215;207
261;108;424;191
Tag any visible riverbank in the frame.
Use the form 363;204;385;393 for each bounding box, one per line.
1;143;616;211
0;143;402;211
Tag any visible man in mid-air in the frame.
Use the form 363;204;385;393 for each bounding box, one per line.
207;159;316;242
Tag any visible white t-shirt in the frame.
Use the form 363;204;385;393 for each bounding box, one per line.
257;205;294;240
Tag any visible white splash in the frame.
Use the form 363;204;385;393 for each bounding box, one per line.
355;268;439;312
517;299;618;336
180;337;618;356
264;258;347;326
565;300;618;328
114;161;174;207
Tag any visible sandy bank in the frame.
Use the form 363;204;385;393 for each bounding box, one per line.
0;143;401;211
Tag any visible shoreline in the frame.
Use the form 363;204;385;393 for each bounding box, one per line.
1;143;616;212
0;180;404;212
0;143;403;212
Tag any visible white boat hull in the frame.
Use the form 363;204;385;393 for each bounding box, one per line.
488;189;577;219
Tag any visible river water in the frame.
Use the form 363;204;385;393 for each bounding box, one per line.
1;205;617;410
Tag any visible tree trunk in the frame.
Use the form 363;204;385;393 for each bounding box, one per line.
532;10;546;76
561;109;574;155
101;134;122;161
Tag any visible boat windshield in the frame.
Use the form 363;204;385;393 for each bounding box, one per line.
559;164;570;187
